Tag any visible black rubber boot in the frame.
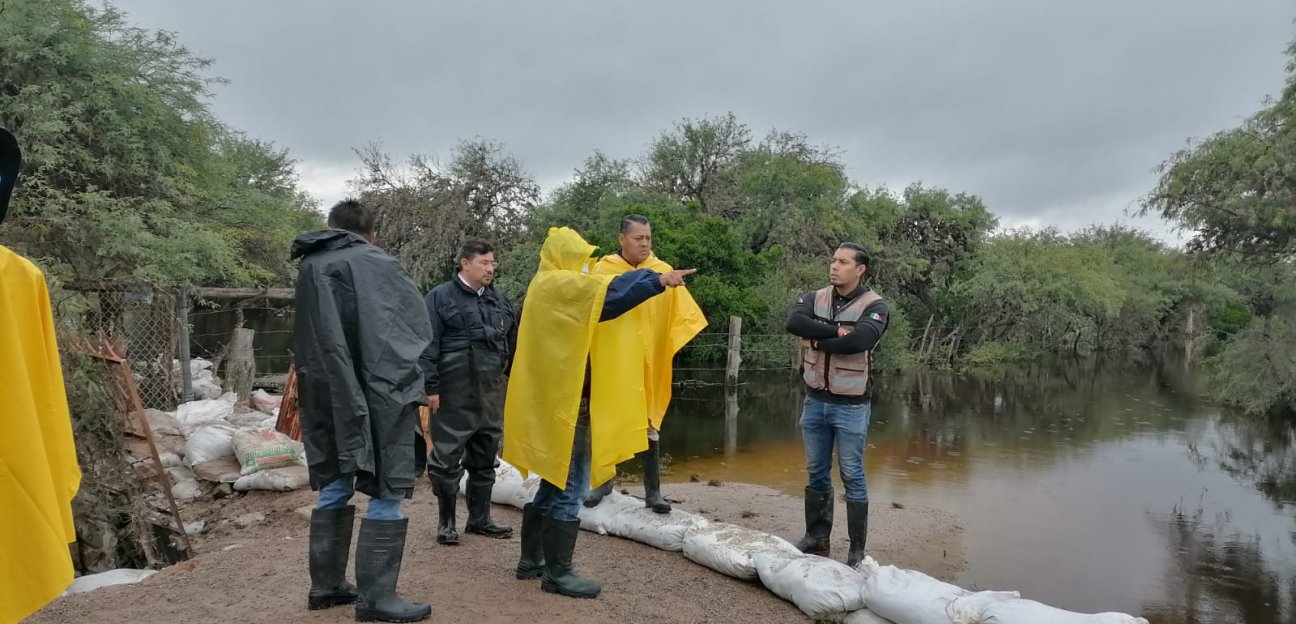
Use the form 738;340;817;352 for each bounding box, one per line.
582;478;614;508
641;440;671;514
354;518;431;623
846;500;869;568
464;483;513;538
307;506;358;610
433;480;459;545
539;516;601;599
515;503;545;580
794;487;833;556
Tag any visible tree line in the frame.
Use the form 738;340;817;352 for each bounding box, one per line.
2;0;1292;416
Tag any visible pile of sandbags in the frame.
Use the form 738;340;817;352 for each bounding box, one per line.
124;383;306;498
481;459;1148;624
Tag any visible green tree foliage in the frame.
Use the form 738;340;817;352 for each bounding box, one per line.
352;139;539;290
0;0;322;287
1141;37;1296;416
1141;39;1296;261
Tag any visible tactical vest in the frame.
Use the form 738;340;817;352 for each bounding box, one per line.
800;287;883;397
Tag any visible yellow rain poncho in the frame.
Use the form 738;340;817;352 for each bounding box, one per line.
592;254;707;430
1;245;81;623
503;227;649;489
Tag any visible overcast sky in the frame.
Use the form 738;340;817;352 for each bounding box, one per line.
112;1;1293;242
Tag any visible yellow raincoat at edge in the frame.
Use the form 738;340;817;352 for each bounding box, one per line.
1;245;81;624
591;254;707;431
503;227;652;489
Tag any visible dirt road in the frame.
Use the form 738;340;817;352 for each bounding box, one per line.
29;482;964;624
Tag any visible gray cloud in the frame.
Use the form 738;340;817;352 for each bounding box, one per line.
113;0;1293;240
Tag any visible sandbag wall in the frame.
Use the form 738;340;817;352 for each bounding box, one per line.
485;460;1148;624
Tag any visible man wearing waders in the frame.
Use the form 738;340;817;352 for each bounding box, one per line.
421;239;518;545
785;242;889;569
295;199;432;622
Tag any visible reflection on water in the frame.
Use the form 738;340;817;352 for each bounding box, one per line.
660;361;1296;624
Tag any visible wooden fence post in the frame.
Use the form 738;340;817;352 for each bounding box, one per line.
228;327;256;403
176;289;193;402
725;316;742;388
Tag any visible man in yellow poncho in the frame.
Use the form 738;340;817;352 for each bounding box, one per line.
0;127;82;624
583;214;707;514
503;227;695;599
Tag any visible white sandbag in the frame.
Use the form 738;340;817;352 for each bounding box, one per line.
233;465;310;492
63;569;157;595
250;389;282;414
950;598;1149;624
183;424;237;466
754;552;865;618
190;357;214;373
158;451;183;468
232;430;303;475
577;490;641;534
191;373;223;400
490;459;540;508
609;506;701;551
191;457;242;483
165;466;204;501
858;557;1017;624
683;521;802;580
143;409;182;436
845;609;897;624
175;394;236;427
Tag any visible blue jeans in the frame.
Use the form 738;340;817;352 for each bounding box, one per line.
532;407;592;522
800;397;871;503
318;476;404;520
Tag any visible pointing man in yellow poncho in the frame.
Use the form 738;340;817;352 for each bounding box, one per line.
504;226;696;599
0;127;82;624
583;214;707;513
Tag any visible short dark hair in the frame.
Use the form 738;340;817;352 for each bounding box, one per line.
455;238;494;270
620;214;650;234
327;199;376;236
837;242;870;267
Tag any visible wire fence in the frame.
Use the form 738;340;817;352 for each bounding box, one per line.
67;282;798;409
66;286;183;410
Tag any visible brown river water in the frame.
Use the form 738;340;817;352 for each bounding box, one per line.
659;361;1296;624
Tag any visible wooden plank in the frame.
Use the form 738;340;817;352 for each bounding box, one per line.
191;287;295;300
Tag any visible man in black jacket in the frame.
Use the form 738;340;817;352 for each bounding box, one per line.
293;199;432;622
420;239;518;545
785;242;889;569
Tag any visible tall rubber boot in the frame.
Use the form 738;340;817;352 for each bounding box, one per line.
464;483;513;538
539;516;601;599
433;480;459;545
514;503;545;580
307;506;358;610
354;518;431;623
846;500;869;568
641;439;671;514
794;487;833;556
582;478;614;508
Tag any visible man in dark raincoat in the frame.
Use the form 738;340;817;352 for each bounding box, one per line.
420;238;517;545
292;199;432;623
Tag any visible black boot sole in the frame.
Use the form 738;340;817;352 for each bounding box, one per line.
355;608;432;623
436;534;460;545
645;501;671;514
541;582;601;599
465;527;514;538
515;565;543;580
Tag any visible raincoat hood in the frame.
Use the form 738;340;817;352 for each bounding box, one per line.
538;227;597;273
291;229;368;260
